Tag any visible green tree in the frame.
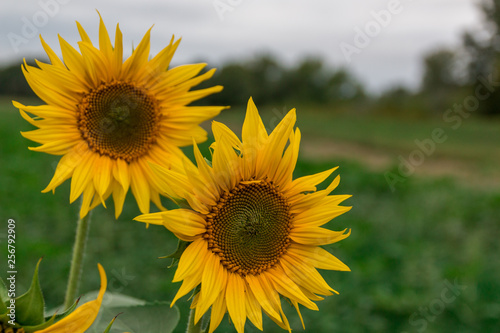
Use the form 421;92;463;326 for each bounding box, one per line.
462;0;500;115
421;50;459;92
0;62;35;97
326;69;365;103
199;54;366;107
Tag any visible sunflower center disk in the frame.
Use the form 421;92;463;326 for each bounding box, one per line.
78;82;161;162
206;181;292;276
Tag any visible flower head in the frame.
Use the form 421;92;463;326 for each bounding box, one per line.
14;13;226;218
35;264;107;333
1;264;107;333
135;98;351;332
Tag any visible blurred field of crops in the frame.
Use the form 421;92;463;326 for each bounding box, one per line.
1;99;500;332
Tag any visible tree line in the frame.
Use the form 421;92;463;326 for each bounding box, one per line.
2;0;499;117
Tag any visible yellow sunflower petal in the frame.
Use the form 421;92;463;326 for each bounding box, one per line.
165;86;224;106
80;182;97;218
226;274;247;333
76;21;92;44
33;61;86;94
245;285;264;331
212;120;243;152
154;63;206;91
129;162;150;213
58;35;88;82
146;36;179;78
15;14;225;218
78;42;111;85
13;102;76;120
280;255;334;296
195;253;227;323
93;155;112;201
241;97;268;178
284;167;339;196
111;182;127;219
273;128;301;188
291;300;305;330
288;243;351;271
293;204;352;227
290;227;351;246
208;289;227;333
42;143;88;193
173;238;208;282
212;135;240;192
171;246;210;307
112;23;123;76
149;162;209;214
266;305;291;333
122;27;152;80
288;174;341;210
171;270;203;307
39;36;65;68
69;149;96;203
132;212;163;226
245;274;282;323
36;264;106;333
97;11;113;60
168;105;225;124
136;210;205;241
159;209;206;241
150;189;166;211
137;98;351;332
21;62;76;108
182;154;218;206
299;286;326;301
173;68;218;93
113;158;130;190
266;267;318;311
21;126;80;145
192;141;219;194
255;108;296;179
21;65;78;103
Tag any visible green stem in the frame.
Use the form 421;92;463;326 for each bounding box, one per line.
63;206;92;310
185;306;202;333
186;286;204;333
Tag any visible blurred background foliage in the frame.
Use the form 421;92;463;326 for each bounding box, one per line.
1;0;500;332
3;0;500;118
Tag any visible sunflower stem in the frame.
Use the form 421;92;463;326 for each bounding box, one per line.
186;285;204;333
186;307;203;333
63;205;92;310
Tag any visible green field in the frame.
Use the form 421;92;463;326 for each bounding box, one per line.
1;98;500;332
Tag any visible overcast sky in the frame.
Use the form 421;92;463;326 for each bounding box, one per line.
0;0;482;93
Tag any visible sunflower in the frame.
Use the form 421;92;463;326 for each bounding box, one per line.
135;98;351;332
1;264;106;333
13;13;226;218
35;264;107;333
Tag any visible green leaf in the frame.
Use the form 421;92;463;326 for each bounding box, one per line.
79;291;146;308
88;301;180;333
0;278;8;314
22;315;56;333
176;199;193;210
159;239;189;260
44;297;79;322
158;239;190;268
14;259;45;326
102;316;119;333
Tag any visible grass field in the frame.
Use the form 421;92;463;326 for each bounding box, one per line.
1;98;500;332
